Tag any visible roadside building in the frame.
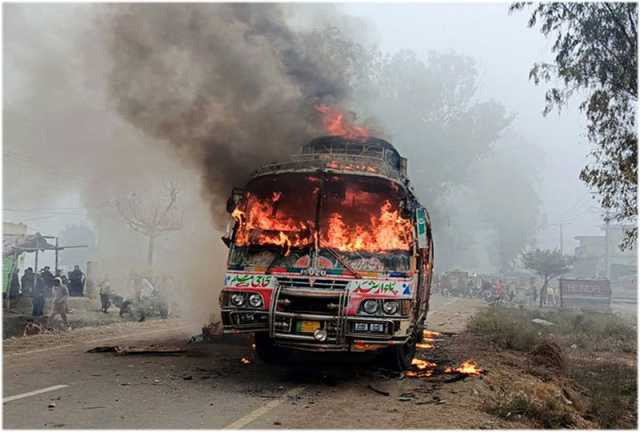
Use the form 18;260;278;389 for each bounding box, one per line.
572;224;637;302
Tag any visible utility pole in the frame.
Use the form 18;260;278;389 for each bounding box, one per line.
604;211;610;280
559;223;564;255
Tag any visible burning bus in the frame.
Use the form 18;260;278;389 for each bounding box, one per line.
219;135;433;370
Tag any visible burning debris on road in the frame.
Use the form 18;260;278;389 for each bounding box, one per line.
404;330;486;382
444;360;483;377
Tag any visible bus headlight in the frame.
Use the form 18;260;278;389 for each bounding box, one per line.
382;300;399;315
362;299;379;314
248;293;263;308
230;293;245;307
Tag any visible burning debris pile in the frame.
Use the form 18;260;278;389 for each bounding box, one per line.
404;329;485;381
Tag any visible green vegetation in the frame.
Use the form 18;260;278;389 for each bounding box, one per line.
512;3;638;248
468;306;636;352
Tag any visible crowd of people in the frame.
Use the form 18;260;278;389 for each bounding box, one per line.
432;271;557;307
6;265;174;329
4;265;85;328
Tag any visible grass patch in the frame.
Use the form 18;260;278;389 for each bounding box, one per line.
472;306;637;428
569;360;637;428
468;306;636;352
486;393;575;428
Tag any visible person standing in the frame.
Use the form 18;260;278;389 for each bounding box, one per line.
9;269;20;299
21;267;34;296
32;274;46;316
98;276;112;313
68;265;85;297
47;278;69;328
41;266;55;298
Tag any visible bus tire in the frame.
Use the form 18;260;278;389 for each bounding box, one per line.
383;329;418;372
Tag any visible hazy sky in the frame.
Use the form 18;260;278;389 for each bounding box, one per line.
342;2;602;252
4;2;604;256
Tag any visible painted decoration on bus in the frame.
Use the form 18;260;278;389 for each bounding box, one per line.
225;273;275;288
349;279;411;297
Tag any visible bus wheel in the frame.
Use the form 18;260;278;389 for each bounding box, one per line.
384;329;418;372
254;333;284;364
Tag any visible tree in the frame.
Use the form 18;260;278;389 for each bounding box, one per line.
116;183;183;273
521;248;573;307
511;2;638;249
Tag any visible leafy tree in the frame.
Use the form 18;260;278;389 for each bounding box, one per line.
511;2;638;249
521;248;573;307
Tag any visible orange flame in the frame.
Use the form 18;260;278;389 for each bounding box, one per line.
444;360;482;376
233;193;412;254
405;357;437;378
423;330;441;338
233;192;313;255
315;105;368;140
322;200;413;252
416;342;433;350
411;358;437;370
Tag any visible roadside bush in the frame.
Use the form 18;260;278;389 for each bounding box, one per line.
467;306;540;351
468;306;636;353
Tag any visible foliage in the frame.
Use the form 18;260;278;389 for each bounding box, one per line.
521;248;573;281
468;306;540;351
511;2;638;249
468;306;637;353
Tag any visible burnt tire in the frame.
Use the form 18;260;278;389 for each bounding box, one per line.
383;330;418;372
254;333;285;364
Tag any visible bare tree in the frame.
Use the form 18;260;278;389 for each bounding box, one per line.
116;182;183;272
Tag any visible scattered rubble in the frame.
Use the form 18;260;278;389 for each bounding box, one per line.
87;345;186;355
367;384;389;396
531;318;555;327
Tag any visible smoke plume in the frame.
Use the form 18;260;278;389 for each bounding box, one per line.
101;4;355;226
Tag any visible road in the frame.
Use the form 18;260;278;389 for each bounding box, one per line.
3;295;487;429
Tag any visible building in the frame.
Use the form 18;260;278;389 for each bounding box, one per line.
572;224;637;301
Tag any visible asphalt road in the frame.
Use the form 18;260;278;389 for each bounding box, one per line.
3;295;484;429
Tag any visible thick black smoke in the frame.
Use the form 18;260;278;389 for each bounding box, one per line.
102;4;354;226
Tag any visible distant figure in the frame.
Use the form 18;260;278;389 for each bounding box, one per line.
140;276;154;299
41;266;55;298
47;278;69;328
98;277;112;313
21;267;34;296
68;265;85;297
495;279;506;300
32;274;46;316
9;269;20;299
